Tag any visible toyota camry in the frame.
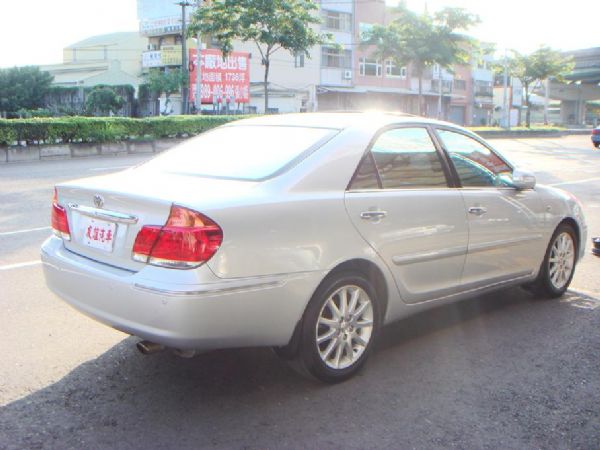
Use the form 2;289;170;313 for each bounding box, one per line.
42;113;587;382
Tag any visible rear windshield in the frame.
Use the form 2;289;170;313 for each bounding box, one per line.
141;125;338;181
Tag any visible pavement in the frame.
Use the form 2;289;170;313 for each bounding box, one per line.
0;136;599;449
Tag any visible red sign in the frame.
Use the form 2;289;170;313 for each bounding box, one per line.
189;49;250;104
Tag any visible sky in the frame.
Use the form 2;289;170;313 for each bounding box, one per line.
0;0;598;68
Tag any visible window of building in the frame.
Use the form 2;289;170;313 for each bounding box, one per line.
321;47;352;69
349;128;448;190
474;80;493;97
294;52;305;68
359;57;382;77
431;79;453;93
436;129;512;187
358;22;374;42
323;10;352;32
454;79;467;91
385;61;407;78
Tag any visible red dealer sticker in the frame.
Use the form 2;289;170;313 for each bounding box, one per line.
189;49;250;104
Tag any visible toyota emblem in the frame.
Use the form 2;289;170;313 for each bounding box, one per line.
93;194;104;208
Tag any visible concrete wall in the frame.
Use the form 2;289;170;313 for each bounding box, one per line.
0;139;184;164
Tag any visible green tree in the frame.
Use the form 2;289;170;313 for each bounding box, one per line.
506;46;573;127
364;4;479;116
145;68;184;115
189;0;327;112
0;66;54;117
85;85;125;116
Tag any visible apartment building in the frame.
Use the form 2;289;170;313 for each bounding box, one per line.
136;0;494;124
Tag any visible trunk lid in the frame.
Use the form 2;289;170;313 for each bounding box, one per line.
56;168;258;271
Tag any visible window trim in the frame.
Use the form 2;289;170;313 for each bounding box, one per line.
431;125;515;190
346;124;455;192
359;57;383;77
322;9;352;32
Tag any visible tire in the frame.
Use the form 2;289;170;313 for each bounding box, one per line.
287;272;381;383
530;224;577;298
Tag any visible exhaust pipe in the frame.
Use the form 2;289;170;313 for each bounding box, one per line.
136;340;164;355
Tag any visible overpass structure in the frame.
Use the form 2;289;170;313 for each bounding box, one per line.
549;47;600;125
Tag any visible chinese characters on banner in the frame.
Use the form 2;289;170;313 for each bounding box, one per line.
189;49;251;104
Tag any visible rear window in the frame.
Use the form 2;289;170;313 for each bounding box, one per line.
142;125;338;180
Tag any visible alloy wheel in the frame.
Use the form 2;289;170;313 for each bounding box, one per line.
548;231;575;290
315;285;374;370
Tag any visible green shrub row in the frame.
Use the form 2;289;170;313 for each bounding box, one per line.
470;126;565;134
0;115;247;146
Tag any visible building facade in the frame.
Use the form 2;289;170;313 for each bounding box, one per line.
136;0;494;124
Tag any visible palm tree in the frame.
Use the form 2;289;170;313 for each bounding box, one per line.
364;5;479;116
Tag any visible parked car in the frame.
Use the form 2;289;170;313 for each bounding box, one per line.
592;127;600;148
42;113;587;382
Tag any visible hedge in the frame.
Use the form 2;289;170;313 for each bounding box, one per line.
469;126;565;134
0;115;246;146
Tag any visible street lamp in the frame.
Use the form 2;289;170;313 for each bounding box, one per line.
194;0;204;113
176;1;193;115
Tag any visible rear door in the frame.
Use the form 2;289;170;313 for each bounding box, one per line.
345;126;469;304
434;128;546;288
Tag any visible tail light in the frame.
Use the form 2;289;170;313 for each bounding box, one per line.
51;188;71;240
132;204;223;269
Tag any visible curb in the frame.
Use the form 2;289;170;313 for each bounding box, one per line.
0;139;183;164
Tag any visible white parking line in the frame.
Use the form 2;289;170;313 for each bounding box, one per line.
549;177;600;187
88;165;132;172
0;260;41;271
0;226;51;237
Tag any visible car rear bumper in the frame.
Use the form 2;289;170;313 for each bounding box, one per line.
41;236;323;350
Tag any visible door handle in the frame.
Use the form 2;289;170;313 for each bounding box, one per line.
468;206;487;216
360;211;387;220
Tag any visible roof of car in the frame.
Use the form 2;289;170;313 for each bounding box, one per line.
224;111;465;132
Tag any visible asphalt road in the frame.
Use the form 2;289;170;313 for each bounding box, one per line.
1;136;599;449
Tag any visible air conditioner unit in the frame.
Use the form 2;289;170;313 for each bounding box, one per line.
147;44;157;51
343;70;352;80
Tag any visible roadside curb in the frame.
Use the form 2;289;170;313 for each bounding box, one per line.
0;139;185;164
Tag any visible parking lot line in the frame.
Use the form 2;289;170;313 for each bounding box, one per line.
0;227;51;237
550;177;600;187
0;260;41;271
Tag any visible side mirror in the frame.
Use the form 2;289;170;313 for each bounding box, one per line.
511;168;536;190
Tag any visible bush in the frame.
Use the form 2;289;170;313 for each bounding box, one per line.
0;115;247;146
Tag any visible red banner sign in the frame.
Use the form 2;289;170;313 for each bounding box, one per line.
189;49;251;104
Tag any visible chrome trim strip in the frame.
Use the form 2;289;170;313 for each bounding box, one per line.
392;246;467;266
68;203;139;224
468;235;543;254
133;280;285;297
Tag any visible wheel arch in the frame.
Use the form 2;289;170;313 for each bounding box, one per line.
558;217;581;252
275;258;390;358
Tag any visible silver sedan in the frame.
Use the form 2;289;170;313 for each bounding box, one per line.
42;113;587;382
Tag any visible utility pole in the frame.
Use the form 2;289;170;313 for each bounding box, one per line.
502;49;510;130
543;78;550;125
437;66;443;120
194;0;203;113
177;1;193;115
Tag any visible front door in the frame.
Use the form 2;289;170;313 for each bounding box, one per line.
435;128;546;288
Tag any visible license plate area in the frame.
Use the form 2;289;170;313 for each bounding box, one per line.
79;216;117;253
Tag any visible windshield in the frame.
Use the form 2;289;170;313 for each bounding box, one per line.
141;125;338;181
